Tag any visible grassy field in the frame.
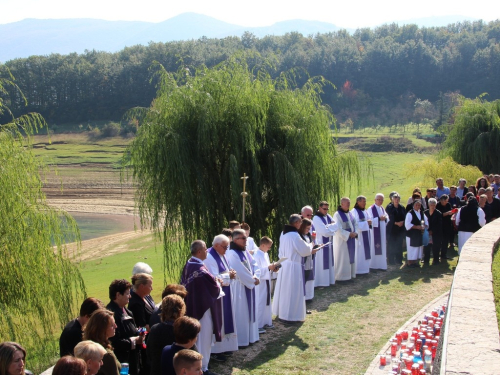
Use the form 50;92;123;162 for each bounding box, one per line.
78;232;172;302
493;244;500;329
33;133;130;166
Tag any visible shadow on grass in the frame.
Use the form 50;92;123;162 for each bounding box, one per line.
211;250;457;375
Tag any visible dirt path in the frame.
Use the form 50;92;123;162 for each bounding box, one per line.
66;230;155;261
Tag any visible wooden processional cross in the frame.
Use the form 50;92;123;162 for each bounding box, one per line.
241;173;249;223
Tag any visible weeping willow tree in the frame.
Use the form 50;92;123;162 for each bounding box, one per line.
0;68;84;372
123;54;364;278
404;156;483;197
442;96;500;173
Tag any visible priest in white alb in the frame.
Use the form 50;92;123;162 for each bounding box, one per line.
333;197;358;281
226;229;260;347
351;195;371;275
203;234;238;357
272;214;313;322
368;193;390;270
312;201;339;286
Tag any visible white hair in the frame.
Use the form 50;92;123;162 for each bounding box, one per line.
428;198;437;206
340;197;350;204
132;262;152;276
212;234;230;246
375;193;385;199
301;205;313;214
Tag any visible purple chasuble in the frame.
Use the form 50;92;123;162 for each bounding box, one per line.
337;209;356;264
354;208;371;260
208;248;235;334
180;258;223;341
234;250;256;323
317;214;334;269
371;205;385;255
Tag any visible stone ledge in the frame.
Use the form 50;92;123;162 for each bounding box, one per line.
442;219;500;375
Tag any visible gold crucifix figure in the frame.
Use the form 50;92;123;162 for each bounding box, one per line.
241;173;249;223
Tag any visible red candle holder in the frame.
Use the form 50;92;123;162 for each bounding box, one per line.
411;363;420;375
397;334;403;346
434;324;441;336
405;356;414;370
402;330;409;340
391;342;398;357
416;339;422;352
380;355;387;366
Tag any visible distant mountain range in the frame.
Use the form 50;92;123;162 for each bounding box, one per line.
0;13;479;62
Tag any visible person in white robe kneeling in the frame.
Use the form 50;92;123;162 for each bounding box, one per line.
226;229;260;347
253;236;278;331
312;201;339;286
203;234;238;360
405;200;428;268
351;196;371;275
333;197;358;281
272;214;314;323
368;194;390;270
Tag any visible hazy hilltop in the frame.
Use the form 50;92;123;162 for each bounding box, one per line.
0;13;478;62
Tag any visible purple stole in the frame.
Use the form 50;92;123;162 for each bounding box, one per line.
208;248;235;334
354;208;371;260
317;214;334;269
371;205;385;255
180;258;223;341
234;250;256;323
337;209;356;264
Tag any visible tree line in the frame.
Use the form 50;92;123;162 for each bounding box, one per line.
1;19;499;128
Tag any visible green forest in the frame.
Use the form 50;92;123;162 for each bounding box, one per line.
1;19;500;128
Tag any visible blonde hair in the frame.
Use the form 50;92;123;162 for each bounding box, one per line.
74;340;106;362
131;273;153;289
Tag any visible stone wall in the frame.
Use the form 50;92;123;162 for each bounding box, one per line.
439;219;500;374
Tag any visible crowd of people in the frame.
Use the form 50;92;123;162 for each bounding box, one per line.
1;175;499;375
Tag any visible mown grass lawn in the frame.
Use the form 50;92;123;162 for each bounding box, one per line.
493;244;500;329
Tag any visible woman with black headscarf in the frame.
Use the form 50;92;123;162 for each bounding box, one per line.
386;193;406;265
456;196;486;254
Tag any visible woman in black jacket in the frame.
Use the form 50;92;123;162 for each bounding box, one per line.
386;193;406;265
106;279;143;375
424;198;443;265
436;194;453;260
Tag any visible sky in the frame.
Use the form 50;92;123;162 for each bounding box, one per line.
0;0;497;28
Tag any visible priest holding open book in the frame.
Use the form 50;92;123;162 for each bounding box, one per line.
272;214;314;323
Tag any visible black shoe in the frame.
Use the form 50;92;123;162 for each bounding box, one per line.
210;354;227;362
306;310;312;314
223;351;234;356
433;260;440;265
446;256;454;260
